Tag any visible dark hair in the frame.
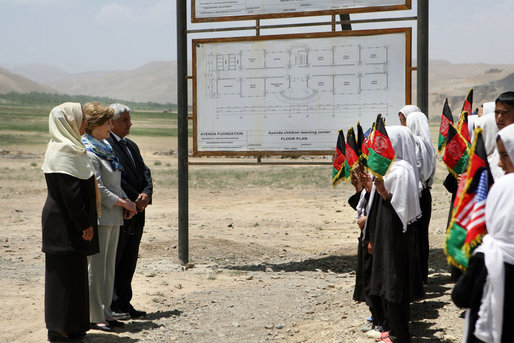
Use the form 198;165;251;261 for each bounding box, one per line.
495;91;514;107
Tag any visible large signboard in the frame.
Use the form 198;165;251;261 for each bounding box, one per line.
192;0;410;22
193;28;411;156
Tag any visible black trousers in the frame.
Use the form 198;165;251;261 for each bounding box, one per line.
367;295;386;329
45;253;89;334
419;188;432;282
112;214;144;310
386;296;410;343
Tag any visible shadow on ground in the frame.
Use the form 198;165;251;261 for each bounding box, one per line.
224;253;359;274
411;271;456;343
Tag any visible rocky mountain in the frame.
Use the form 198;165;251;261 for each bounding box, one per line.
3;61;187;104
425;60;514;117
0;66;57;94
3;60;514;110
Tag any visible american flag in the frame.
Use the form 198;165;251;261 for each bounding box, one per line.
456;170;488;231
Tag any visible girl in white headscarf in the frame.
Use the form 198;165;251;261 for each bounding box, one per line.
496;123;514;174
406;111;436;282
398;104;421;126
475;113;504;180
368;126;424;343
452;173;514;343
41;103;99;342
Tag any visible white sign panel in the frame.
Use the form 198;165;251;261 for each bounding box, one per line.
193;0;409;21
194;30;409;154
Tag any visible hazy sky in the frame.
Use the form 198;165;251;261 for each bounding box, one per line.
0;0;513;73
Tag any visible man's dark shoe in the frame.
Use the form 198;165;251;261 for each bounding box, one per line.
123;304;146;319
128;308;146;318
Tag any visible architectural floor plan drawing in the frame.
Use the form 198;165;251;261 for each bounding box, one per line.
193;0;407;20
195;31;408;153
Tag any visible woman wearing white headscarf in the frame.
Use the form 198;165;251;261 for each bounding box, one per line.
496;123;514;174
452;173;514;343
41;103;99;342
406;112;436;283
475;113;504;180
398;105;421;126
368;126;424;343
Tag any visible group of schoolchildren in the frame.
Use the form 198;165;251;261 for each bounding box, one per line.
348;91;514;343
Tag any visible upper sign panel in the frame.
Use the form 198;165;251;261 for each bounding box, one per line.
192;0;410;22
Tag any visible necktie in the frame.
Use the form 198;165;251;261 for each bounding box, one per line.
119;138;136;170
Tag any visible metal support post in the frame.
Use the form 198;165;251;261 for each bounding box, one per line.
176;0;189;264
417;0;429;116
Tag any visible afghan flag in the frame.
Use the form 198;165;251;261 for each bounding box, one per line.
360;123;374;167
367;115;395;178
466;128;490;181
356;122;365;156
460;88;473;117
344;127;360;179
458;110;471;144
438;98;454;153
332;130;347;186
444;168;489;270
442;123;469;178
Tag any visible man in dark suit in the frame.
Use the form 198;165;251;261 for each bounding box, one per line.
107;104;153;319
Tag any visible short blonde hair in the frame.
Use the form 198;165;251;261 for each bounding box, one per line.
82;102;114;134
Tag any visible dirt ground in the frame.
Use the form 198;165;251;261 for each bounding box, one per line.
0;139;466;343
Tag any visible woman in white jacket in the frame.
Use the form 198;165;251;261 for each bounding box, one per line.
82;102;137;331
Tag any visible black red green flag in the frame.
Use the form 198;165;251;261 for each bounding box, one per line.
344;127;360;179
356;122;365;156
458;110;471;144
367;115;395;178
332;130;347;186
438;98;454;152
461;88;473;117
360;123;374;167
442;123;469;178
466;128;490;181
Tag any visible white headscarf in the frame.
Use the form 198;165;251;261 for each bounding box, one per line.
383;126;422;231
406;112;436;186
399;105;421;117
497;123;514;165
475;113;498;156
41;103;94;180
475;113;504;180
472;173;514;343
483;102;495;116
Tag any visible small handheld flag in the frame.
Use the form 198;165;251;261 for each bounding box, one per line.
438;98;454;152
360;123;374;167
356;122;365;156
344;127;360;179
458;110;471;144
366;115;395;178
442;123;469;178
460;88;473;117
332;130;347;186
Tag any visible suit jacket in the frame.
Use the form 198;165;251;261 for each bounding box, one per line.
42;173;99;255
107;134;153;226
87;151;126;227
